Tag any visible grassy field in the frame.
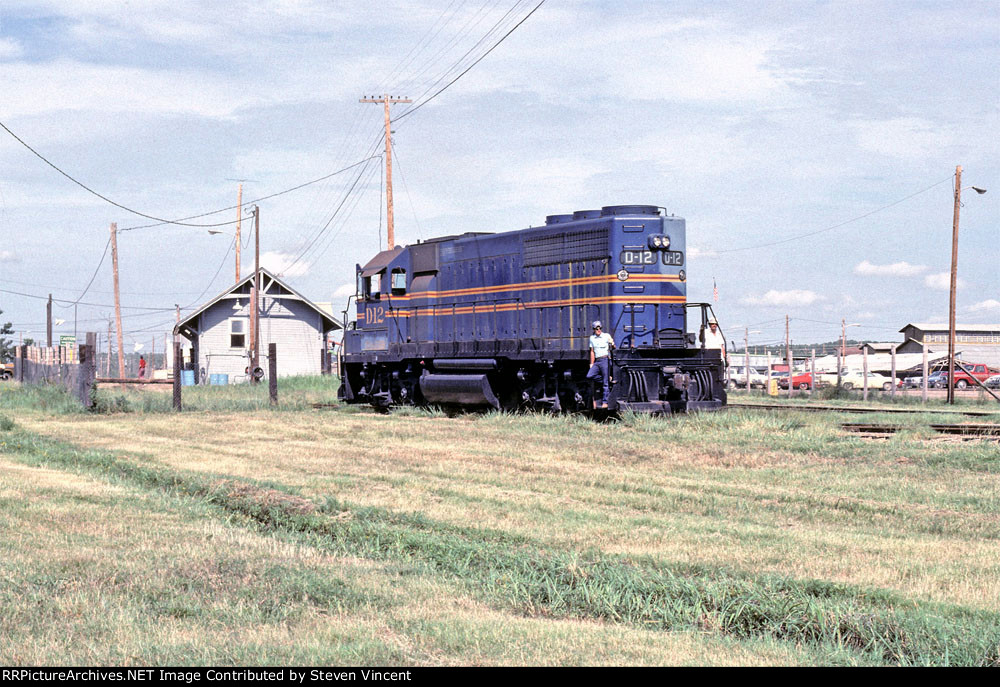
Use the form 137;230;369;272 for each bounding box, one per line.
1;379;998;665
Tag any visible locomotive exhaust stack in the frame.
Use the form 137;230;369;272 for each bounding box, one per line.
338;204;726;415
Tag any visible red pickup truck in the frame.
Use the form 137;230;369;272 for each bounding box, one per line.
949;363;996;389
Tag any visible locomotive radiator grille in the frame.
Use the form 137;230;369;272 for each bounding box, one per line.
524;228;609;267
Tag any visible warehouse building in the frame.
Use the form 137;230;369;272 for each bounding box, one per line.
896;323;1000;368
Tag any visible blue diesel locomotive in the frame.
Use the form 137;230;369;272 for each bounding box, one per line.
338;204;726;414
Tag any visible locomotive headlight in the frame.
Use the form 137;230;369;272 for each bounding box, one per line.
647;234;671;251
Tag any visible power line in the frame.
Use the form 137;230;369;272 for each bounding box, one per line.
56;236;111;309
0;287;172;311
0;119;248;228
395;0;546;123
710;175;955;254
121;155;383;232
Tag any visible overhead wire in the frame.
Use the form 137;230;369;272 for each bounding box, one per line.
277;1;545;270
392;142;423;242
709;174;955;254
376;0;469;95
395;0;546;123
395;0;507;97
56;236;111;309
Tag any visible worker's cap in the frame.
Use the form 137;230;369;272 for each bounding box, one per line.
592;321;602;329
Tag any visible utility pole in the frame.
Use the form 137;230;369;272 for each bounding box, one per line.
249;205;261;381
744;328;751;392
360;94;411;250
106;320;112;376
838;318;846;390
46;294;53;347
235;183;242;283
110;223;125;382
948;165;962;404
785;315;792;398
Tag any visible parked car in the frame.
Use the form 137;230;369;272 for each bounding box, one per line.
926;371;949;389
950;363;996;390
0;362;12;380
924;363;997;389
726;365;768;389
985;374;1000;390
778;371;819;390
819;368;898;391
902;375;923;389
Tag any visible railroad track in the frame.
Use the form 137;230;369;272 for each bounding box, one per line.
727;401;998;418
841;422;1000;440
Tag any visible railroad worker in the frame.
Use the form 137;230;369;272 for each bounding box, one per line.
703;317;726;357
587;321;615;408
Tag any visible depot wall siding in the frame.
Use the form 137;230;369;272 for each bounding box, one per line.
197;296;324;379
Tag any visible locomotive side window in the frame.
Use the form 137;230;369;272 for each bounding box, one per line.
364;274;380;300
391;269;406;295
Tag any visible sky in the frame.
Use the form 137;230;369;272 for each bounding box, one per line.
0;0;997;353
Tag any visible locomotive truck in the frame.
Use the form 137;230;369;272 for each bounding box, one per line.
338;204;726;414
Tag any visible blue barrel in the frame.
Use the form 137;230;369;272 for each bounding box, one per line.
181;370;195;386
210;374;229;386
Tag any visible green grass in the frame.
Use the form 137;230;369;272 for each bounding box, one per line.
82;375;343;414
2;425;998;666
2;381;999;665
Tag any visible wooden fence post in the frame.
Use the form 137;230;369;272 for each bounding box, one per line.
173;342;182;411
268;343;277;405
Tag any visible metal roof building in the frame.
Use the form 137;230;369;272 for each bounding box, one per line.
897;323;1000;368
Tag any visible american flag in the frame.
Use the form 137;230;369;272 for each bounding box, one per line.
713;278;719;302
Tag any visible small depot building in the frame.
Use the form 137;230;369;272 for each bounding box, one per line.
174;268;341;383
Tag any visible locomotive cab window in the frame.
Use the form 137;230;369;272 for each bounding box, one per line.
391;269;406;295
363;274;381;300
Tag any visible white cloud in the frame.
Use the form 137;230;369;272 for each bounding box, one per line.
261;251;309;278
853;260;927;277
332;282;356;299
924;272;967;290
0;38;23;60
687;246;718;259
967;299;1000;313
742;289;823;307
0;250;19;263
0;60;259;119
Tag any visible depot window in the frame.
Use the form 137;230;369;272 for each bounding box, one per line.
230;318;247;349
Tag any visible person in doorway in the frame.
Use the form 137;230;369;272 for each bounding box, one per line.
138;355;147;379
586;321;615;408
704;318;726;357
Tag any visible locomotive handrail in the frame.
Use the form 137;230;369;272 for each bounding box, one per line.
382;293;406;345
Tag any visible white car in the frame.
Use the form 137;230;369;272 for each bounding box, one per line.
726;365;768;389
819;368;898;391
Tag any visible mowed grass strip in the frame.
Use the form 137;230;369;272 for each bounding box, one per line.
2;438;829;666
15;403;999;612
2;423;997;666
0;423;863;666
